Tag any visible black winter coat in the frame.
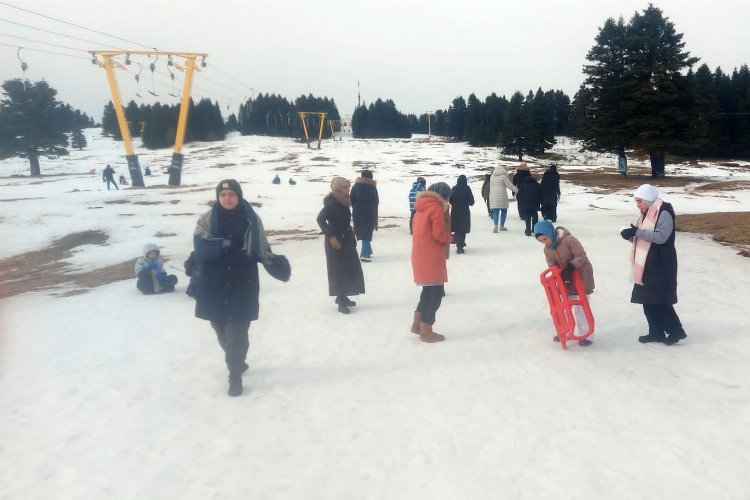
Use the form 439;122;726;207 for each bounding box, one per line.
516;176;542;214
631;203;678;305
193;203;261;322
316;194;366;297
512;169;531;187
350;178;379;241
540;168;560;208
449;179;475;234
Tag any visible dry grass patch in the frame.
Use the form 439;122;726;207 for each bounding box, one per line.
677;212;750;257
561;172;697;193
691;180;750;192
0;230;133;298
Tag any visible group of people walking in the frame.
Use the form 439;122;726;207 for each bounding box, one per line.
482;163;561;235
155;168;686;398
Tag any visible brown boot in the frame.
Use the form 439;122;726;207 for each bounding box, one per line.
419;322;445;343
410;311;421;334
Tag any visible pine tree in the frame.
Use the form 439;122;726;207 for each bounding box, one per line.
582;5;699;173
70;129;87;150
0;79;68;176
446;96;467;139
101;101;121;139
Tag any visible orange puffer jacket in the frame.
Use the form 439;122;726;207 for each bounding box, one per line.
411;191;452;284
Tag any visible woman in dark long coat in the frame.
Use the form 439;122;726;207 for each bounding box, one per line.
621;184;686;345
193;179;290;397
317;176;366;314
350;169;379;262
449;175;474;254
540;164;561;222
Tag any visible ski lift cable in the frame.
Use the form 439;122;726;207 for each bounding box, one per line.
0;19;125;50
153;68;237;103
0;1;154;50
0;33;90;53
0;2;261;98
0;42;90;60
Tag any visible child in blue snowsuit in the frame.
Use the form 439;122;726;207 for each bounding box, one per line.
408;176;426;234
135;243;178;294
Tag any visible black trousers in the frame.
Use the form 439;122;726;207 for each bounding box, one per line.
409;210;415;234
522;210;539;235
541;203;557;222
453;232;466;249
643;304;685;339
416;285;444;325
105;178;119;190
210;320;251;375
484;197;491;215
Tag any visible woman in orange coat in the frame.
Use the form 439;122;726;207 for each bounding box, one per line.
410;182;453;343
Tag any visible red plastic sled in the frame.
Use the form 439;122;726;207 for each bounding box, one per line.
539;266;595;349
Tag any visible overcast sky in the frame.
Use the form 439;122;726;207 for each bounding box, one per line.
1;0;748;121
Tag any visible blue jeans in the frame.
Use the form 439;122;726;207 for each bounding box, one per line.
360;239;372;258
491;208;507;226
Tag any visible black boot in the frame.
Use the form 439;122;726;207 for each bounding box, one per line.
665;331;687;345
337;304;350;314
228;374;243;397
638;334;666;343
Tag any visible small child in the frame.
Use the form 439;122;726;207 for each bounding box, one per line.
272;174;281;184
134;243;178;294
533;220;596;346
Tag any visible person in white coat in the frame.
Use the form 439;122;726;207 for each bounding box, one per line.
488;165;518;232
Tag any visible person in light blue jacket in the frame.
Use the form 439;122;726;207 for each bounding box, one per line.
135;243;177;294
408;176;426;234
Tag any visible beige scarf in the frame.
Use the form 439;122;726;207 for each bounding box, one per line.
630;198;662;285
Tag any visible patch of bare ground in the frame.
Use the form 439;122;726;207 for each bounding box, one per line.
211;162;236;168
401;159;419;164
269;153;299;163
677;212;750;258
266;228;320;241
273;165;291;171
0;197;47;202
164;186;209;194
353;161;377;168
311;156;330;161
561;172;697;194
0;230;133;298
378;224;399;229
154;231;177;238
691;180;750;192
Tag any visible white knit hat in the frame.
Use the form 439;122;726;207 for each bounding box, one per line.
634;184;659;202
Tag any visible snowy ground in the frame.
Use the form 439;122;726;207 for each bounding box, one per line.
1;130;749;500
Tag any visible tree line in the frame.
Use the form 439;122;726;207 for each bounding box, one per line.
101;98;226;149
575;4;750;162
233;93;341;140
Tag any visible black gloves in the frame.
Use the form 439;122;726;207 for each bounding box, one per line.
561;263;575;282
621;224;638;240
264;254;291;282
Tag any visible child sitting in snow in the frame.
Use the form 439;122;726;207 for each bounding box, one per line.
135;243;178;294
533;220;596;346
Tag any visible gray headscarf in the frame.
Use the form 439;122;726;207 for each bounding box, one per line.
427;182;452;200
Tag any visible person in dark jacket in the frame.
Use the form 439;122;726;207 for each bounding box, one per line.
481;173;491;217
408;176;426;234
350;170;379;262
317;176;366;314
102;164;118;190
193;179;291;397
134;243;178;294
512;163;531;219
449;175;475;254
620;184;686;345
540;164;561;222
516;175;542;236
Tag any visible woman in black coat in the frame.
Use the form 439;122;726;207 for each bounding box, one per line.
449;175;475;254
516;175;541;236
540;164;561;222
621;184;686;345
317;176;366;314
193;179;290;397
350;170;379;262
